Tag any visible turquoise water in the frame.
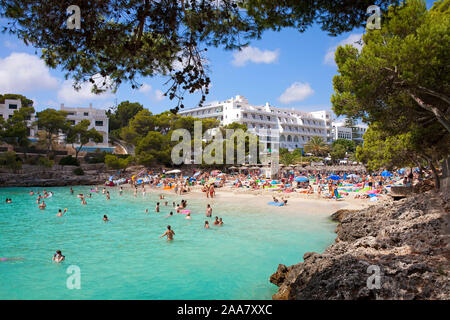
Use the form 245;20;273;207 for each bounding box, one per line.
0;186;336;300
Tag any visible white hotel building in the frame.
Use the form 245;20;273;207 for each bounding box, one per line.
60;103;111;151
179;95;334;151
0;98;111;151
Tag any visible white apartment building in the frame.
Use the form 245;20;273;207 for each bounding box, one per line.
179;95;334;152
60;103;111;150
332;122;353;140
0;98;38;138
332;121;368;143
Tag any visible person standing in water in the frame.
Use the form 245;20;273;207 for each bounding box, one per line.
206;204;212;217
57;208;67;217
70;187;74;194
160;225;175;241
155;202;160;213
52;250;65;263
106;191;110;200
119;187;123;196
204;221;210;229
213;216;220;225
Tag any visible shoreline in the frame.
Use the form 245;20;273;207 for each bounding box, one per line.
269;191;449;300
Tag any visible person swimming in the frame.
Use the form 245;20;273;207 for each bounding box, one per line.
5;198;12;203
206;204;212;217
213;216;219;225
185;213;192;220
204;221;210;229
38;201;46;210
57;208;67;217
159;225;175;241
165;212;174;218
52;250;65;263
103;215;109;222
219;218;224;225
145;208;149;214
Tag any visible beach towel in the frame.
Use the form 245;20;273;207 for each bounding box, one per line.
267;202;285;206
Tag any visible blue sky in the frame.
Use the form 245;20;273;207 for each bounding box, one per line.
0;1;435;116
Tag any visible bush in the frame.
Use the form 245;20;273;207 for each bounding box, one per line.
38;157;54;168
105;154;130;170
59;155;80;166
0;151;22;172
73;167;85;176
84;151;107;164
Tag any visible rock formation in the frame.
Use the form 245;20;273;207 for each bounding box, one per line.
270;192;450;300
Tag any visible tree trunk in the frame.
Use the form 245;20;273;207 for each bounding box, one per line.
408;91;450;133
428;160;440;192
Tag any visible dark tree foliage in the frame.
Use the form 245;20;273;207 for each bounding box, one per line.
0;0;398;113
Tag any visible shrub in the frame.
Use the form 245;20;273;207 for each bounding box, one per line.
0;151;22;172
84;151;107;164
105;154;130;170
38;157;54;168
59;155;80;166
73;167;85;175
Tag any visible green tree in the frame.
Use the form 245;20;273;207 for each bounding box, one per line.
105;154;130;170
0;94;33;107
330;143;347;161
303;136;329;157
66;119;104;159
357;123;449;189
332;138;356;153
107;101;144;133
34;109;69;157
0;106;35;157
332;0;450;133
1;0;399;111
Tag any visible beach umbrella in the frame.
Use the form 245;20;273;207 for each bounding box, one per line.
347;174;359;179
397;169;406;174
193;172;201;177
381;170;392;177
327;175;341;181
294;176;309;182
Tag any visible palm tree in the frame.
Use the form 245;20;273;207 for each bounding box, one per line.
303;136;329;156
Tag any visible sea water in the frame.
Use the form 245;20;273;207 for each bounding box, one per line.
0;186;336;299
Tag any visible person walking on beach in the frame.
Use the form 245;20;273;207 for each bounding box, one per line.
160;225;175;241
206;204;212;217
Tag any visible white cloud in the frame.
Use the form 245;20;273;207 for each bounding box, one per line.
279;82;314;104
324;33;363;66
57;74;113;105
138;82;165;102
0;52;59;93
232;46;280;67
4;40;18;49
154;89;165;102
139;83;152;93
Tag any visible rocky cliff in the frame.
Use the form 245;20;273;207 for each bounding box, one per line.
270;192;450;300
0;164;115;187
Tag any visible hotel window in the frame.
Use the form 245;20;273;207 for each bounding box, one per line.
260;115;263;120
8;104;17;110
68;112;75;116
8;115;12;119
68;120;76;125
267;116;270;121
95;121;103;126
84;112;89;116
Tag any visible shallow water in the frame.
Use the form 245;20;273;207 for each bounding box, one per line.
0;186;336;299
